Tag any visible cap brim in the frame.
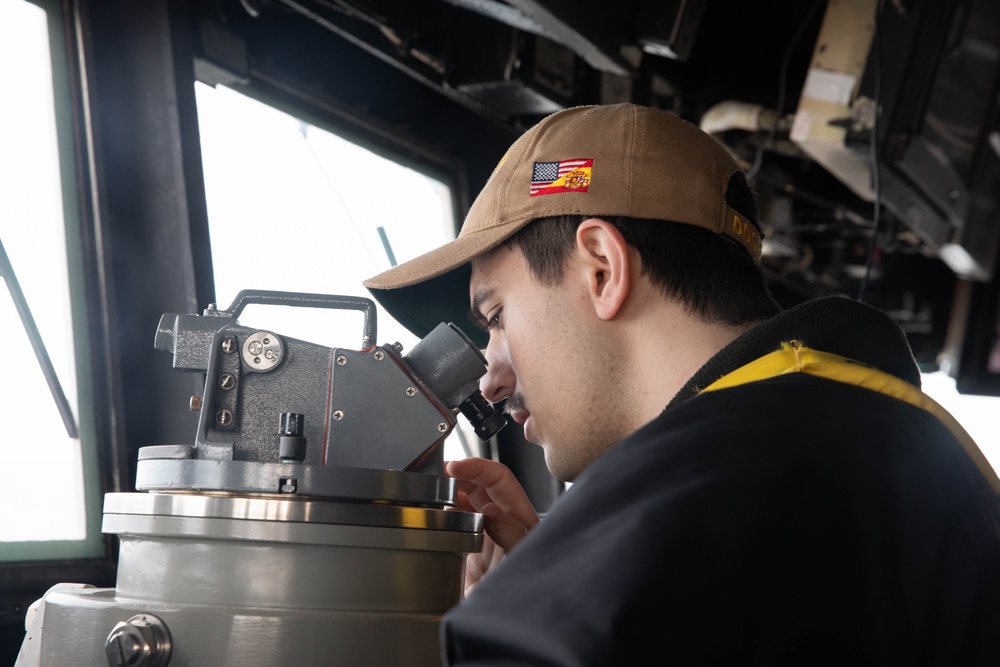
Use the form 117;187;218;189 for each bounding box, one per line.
367;263;486;347
364;220;529;348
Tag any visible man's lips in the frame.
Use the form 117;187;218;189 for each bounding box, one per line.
508;408;530;425
503;392;528;425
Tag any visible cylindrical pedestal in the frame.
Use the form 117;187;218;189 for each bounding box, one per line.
17;493;481;667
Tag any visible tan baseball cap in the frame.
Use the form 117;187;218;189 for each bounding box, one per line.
364;103;760;346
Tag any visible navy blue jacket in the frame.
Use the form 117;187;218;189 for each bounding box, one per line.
442;297;1000;665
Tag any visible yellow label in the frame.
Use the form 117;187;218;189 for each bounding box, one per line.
732;214;760;247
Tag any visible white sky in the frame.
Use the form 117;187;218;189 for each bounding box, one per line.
195;82;454;349
921;371;1000;475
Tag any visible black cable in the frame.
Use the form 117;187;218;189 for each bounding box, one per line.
746;0;826;181
313;0;386;30
857;2;884;304
0;236;78;439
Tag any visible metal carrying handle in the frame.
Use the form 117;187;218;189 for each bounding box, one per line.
215;289;378;349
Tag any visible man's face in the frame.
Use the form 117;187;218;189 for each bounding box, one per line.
469;245;625;481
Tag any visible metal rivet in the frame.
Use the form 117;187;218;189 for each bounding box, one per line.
373;350;385;361
221;338;236;354
333;410;344;421
437;422;448;433
216;410;233;426
189;396;202;411
336;355;348;366
405;387;416;397
219;373;236;390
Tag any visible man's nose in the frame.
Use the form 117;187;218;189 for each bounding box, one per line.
479;338;514;405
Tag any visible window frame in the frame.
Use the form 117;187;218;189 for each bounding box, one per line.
0;0;105;562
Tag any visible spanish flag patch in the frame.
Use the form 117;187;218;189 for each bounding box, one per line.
530;159;594;197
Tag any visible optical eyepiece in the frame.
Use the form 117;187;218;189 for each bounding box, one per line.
459;391;507;441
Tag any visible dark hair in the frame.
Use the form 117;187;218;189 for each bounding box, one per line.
501;174;780;325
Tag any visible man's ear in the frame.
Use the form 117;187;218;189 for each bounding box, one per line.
574;218;631;321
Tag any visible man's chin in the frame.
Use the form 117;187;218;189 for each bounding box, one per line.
522;422;579;481
542;450;578;484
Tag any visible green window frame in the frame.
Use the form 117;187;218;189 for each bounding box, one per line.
0;0;104;561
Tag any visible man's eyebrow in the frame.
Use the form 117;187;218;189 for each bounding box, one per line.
467;287;494;331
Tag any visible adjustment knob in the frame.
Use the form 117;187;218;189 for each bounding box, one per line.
278;412;307;463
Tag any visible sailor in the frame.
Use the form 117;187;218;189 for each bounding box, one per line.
365;103;1000;665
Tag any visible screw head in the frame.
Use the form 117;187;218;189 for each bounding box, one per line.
216;409;233;427
106;624;143;666
218;373;236;390
336;355;348;366
221;338;236;354
104;614;171;667
437;422;448;433
405;386;416;397
373;350;385;361
333;410;344;421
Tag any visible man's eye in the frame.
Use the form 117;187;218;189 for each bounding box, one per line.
487;309;503;330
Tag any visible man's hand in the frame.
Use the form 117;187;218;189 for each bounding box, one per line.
446;457;540;595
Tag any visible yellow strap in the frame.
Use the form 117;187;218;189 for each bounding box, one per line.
701;341;1000;497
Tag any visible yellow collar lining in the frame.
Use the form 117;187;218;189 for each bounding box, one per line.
700;341;1000;497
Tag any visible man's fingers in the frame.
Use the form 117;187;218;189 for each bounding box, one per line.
446;458;540;529
480;501;530;553
448;459;539;594
454;482;503;513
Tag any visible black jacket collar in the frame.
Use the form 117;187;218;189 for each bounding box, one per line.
669;296;920;409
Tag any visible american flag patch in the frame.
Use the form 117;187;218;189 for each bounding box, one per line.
530;158;594;197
